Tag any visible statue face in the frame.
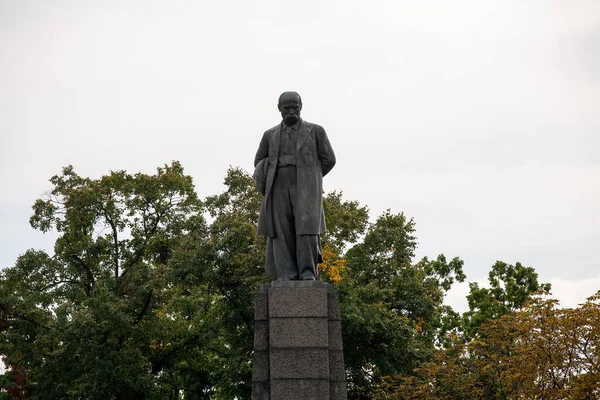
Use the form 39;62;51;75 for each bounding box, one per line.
278;93;302;126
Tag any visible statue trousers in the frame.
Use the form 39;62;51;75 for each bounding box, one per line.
265;165;320;280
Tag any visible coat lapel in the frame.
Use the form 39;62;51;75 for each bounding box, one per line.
297;120;312;150
272;123;282;159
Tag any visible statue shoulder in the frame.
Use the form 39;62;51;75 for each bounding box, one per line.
264;124;280;136
302;120;325;134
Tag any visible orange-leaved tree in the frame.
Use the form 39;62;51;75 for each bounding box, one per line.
375;291;600;399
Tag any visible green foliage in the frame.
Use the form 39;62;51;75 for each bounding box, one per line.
0;162;217;399
376;292;600;399
339;211;466;396
321;190;369;255
0;164;469;399
201;167;269;399
462;260;551;339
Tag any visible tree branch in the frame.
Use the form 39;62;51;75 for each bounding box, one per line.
70;253;95;296
134;291;153;325
37;279;79;292
101;206;120;281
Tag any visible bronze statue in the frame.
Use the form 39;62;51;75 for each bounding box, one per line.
254;92;336;281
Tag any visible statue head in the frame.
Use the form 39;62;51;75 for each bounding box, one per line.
278;91;302;126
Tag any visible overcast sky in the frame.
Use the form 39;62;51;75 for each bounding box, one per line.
1;0;598;312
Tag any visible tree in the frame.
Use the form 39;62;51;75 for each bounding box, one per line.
1;164;468;399
462;261;551;338
0;162;219;399
0;358;28;399
337;211;466;398
200;167;269;398
375;291;600;399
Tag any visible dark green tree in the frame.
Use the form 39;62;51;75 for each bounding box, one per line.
0;162;219;399
200;167;269;398
1;165;468;400
462;260;551;339
339;212;465;397
321;190;370;256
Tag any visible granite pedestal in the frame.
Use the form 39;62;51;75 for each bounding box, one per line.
252;281;347;400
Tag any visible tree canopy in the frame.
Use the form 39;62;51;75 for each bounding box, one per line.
462;260;551;339
0;162;563;399
375;291;600;399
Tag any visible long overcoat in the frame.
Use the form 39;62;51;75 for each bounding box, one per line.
254;119;336;237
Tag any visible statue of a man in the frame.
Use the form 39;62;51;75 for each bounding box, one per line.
254;91;336;281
